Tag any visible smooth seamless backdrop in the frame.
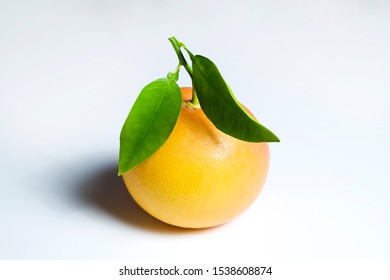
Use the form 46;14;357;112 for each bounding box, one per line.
1;0;389;260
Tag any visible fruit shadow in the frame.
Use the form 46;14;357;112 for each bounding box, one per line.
77;161;208;234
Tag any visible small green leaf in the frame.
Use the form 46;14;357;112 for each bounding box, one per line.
192;55;280;142
118;78;182;175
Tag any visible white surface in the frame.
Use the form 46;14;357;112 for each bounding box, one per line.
1;0;389;260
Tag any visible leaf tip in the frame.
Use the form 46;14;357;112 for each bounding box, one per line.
266;130;280;143
117;165;126;176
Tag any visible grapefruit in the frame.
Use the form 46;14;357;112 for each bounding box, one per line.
123;87;270;228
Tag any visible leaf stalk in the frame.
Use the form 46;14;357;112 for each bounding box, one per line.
168;36;199;107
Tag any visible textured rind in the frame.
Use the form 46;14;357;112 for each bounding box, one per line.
123;96;270;228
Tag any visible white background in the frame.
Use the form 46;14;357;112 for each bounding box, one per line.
1;0;389;261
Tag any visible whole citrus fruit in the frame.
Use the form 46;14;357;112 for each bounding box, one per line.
123;87;270;228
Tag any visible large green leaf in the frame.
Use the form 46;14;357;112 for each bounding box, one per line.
192;55;280;142
118;78;182;175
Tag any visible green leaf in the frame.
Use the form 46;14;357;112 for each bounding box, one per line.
192;55;280;142
118;78;182;175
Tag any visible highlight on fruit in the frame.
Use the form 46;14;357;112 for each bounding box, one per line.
118;37;279;228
